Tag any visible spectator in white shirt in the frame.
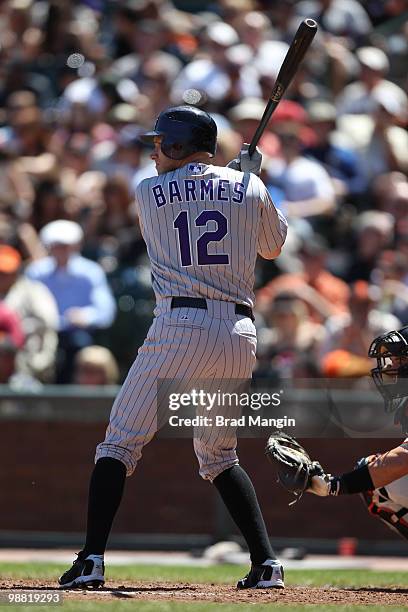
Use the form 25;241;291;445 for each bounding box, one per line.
336;46;408;118
26;220;116;382
266;122;336;222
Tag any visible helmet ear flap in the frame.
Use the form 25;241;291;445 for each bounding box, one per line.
169;142;185;157
160;140;188;160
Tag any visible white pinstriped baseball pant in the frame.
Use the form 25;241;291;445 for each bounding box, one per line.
95;298;257;481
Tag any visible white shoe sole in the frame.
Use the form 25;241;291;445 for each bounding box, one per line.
255;579;285;589
59;574;105;589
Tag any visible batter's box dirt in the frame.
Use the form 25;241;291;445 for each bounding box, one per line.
1;580;408;605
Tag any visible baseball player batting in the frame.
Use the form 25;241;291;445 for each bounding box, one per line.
59;106;288;589
307;326;408;539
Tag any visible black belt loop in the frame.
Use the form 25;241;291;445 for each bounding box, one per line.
235;304;255;321
170;296;254;322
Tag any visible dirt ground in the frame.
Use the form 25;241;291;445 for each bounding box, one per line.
1;579;408;606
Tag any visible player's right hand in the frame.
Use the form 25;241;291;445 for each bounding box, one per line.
227;144;262;175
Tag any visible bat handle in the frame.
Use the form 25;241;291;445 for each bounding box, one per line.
248;128;263;158
248;100;278;157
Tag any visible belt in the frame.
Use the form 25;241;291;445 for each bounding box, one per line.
171;296;254;322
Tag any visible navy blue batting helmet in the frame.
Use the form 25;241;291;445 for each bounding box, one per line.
141;105;217;160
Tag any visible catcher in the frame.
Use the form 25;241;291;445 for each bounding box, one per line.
266;325;408;540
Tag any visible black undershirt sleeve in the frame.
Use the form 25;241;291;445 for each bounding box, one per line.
329;464;374;496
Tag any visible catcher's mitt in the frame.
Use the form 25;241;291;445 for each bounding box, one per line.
265;431;324;505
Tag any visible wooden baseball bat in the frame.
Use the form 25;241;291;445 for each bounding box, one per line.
248;18;318;157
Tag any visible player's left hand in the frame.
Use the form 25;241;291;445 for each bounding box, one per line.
227;143;262;175
306;473;332;496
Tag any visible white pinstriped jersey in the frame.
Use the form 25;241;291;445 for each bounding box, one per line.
97;163;286;479
134;162;287;308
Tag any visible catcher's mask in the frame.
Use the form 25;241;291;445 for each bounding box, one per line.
140;105;217;160
369;326;408;431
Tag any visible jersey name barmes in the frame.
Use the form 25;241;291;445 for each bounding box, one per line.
151;177;245;207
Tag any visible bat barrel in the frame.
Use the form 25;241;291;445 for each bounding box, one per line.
247;18;317;159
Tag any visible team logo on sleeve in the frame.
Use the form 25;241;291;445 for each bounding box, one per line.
188;163;203;173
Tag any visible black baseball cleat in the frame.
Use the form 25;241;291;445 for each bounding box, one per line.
237;560;284;589
58;552;105;589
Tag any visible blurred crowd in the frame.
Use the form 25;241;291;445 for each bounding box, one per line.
0;0;407;387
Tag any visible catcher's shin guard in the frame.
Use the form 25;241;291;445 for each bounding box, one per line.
361;487;408;541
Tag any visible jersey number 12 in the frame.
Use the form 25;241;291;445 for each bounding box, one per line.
174;210;229;266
